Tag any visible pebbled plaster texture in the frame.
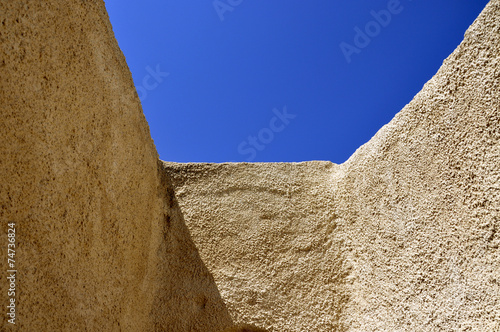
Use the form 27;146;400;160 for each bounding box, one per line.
0;1;232;331
165;162;349;331
0;0;498;331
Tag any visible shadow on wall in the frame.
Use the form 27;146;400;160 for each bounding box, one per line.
152;160;236;331
155;162;270;331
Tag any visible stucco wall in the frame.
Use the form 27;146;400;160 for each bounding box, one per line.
0;1;232;330
1;0;498;331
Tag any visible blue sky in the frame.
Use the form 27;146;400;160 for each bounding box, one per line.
104;0;489;163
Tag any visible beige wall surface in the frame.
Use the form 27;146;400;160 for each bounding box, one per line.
0;1;232;331
1;0;498;331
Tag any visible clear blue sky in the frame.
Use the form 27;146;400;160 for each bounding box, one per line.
104;0;489;163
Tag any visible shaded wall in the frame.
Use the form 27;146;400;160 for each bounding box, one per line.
0;1;231;330
164;162;350;331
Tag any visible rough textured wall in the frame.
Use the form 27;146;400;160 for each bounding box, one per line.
164;0;500;330
336;0;500;329
0;1;231;331
164;162;350;331
1;0;498;331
